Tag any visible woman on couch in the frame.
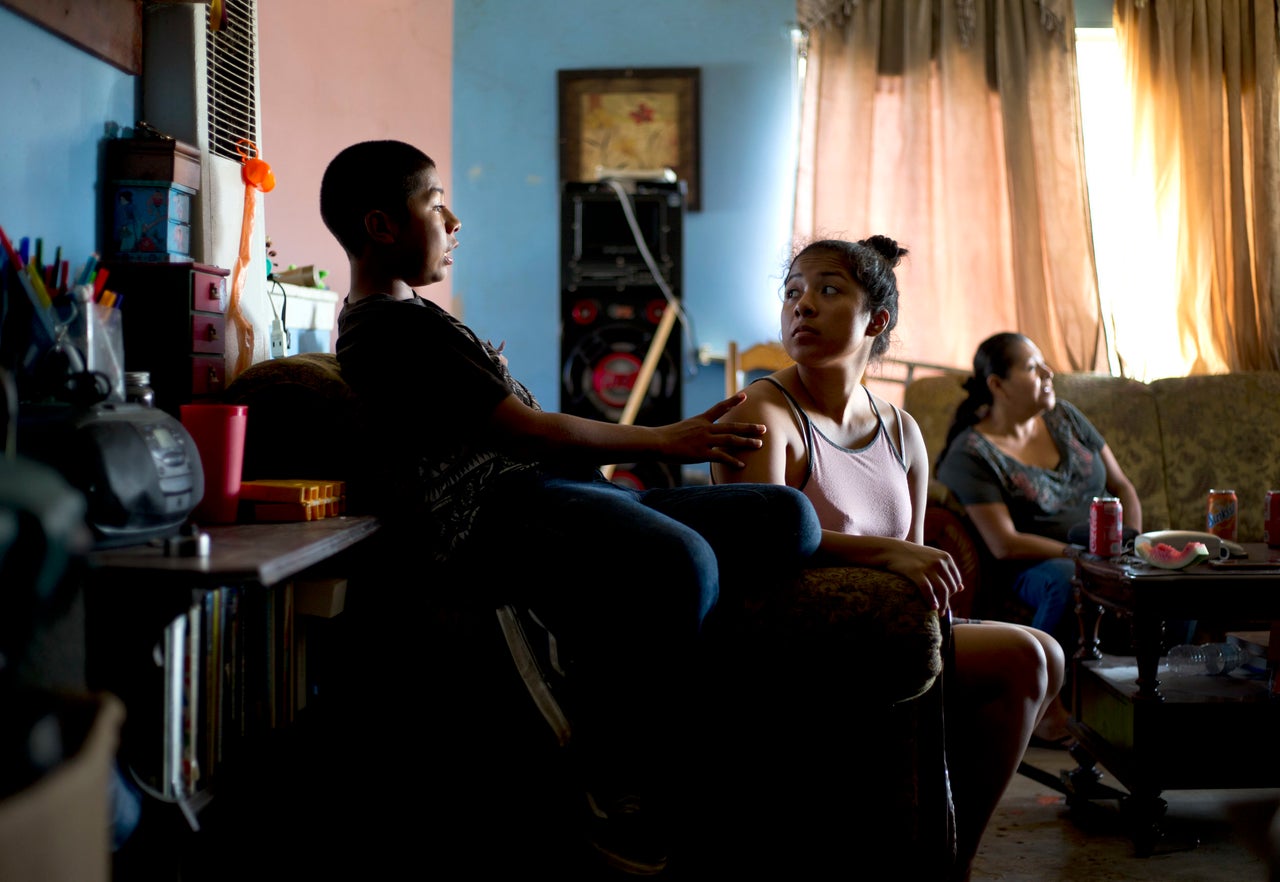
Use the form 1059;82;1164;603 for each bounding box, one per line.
710;236;1064;882
935;332;1143;660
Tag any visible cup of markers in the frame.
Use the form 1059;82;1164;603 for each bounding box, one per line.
0;224;126;398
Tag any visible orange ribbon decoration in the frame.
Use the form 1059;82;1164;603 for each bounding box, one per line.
226;139;276;381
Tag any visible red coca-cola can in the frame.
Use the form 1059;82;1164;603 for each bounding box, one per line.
1089;496;1123;557
1264;490;1280;548
1207;489;1238;542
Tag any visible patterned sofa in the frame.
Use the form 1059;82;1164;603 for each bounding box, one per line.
222;353;957;878
905;370;1280;621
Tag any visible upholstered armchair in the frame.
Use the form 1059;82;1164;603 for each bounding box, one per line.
223;353;957;877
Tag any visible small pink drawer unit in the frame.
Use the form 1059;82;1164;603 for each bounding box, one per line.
103;261;230;416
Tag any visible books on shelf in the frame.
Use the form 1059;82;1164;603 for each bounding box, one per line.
181;602;201;797
139;579;324;814
162;610;185;800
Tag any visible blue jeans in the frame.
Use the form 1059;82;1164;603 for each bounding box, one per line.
1013;555;1196;656
473;471;821;633
463;471;822;788
1013;557;1078;641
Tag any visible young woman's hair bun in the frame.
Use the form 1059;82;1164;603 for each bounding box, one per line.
862;234;908;266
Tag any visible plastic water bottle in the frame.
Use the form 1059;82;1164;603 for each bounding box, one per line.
1165;642;1249;676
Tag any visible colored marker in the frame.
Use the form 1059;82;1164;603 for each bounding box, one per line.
93;267;111;299
76;252;99;287
0;225;23;269
26;261;52;309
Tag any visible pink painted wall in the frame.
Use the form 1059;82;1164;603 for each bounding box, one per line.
258;0;454;338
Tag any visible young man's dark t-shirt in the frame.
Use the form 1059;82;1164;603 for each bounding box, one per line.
337;293;541;560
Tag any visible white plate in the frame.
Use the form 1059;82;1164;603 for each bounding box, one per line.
1133;530;1241;560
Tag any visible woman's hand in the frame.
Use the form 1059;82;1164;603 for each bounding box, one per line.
655;393;767;467
880;541;965;612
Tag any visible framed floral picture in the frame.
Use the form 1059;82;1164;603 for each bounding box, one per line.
558;67;702;211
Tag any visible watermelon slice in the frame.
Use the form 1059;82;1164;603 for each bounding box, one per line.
1134;539;1211;570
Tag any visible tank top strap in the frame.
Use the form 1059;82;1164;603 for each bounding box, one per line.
863;386;907;470
755;376;815;490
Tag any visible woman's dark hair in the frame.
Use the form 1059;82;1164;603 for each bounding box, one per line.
320;140;436;255
941;331;1030;456
787;235;908;360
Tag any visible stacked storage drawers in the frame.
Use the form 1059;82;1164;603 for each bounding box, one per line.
105;136;202;264
107;182;194;262
105;262;230;417
102;136;230;416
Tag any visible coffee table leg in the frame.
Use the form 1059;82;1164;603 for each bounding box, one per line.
1071;572;1103;661
1134;615;1166;702
1060;742;1191;858
1120;790;1178;857
1059;733;1127;803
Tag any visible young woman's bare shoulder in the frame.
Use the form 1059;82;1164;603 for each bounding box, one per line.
733;374;795;421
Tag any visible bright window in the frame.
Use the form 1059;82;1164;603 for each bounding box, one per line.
1076;28;1183;381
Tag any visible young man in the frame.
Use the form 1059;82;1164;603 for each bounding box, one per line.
321;139;821;876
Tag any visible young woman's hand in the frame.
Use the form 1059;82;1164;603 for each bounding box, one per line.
656;393;767;467
880;542;964;612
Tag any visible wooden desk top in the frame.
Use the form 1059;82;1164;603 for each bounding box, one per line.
87;515;381;588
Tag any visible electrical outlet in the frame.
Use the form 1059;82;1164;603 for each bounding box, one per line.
270;319;286;359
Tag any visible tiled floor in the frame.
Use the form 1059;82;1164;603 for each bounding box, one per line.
973;745;1280;880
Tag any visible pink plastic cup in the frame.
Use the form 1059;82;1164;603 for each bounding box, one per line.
180;403;248;524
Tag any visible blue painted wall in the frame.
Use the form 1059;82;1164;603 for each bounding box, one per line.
0;7;137;280
452;0;800;417
3;0;801;420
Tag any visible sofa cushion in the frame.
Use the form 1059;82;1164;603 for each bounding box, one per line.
1054;373;1170;532
903;374;967;472
221;352;362;485
1150;371;1280;540
733;566;945;705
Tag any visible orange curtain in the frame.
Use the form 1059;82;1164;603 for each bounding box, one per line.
794;0;1105;375
1114;0;1280;374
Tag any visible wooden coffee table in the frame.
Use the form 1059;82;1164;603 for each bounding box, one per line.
1063;543;1280;855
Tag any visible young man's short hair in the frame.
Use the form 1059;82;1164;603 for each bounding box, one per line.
320;140;436;255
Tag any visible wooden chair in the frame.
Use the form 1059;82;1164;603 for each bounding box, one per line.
725;340;793;397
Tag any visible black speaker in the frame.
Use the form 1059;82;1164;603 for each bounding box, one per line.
560;290;683;491
560;180;683;291
560;181;684;489
560;289;681;427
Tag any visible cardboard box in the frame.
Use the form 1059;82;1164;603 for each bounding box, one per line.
294;578;347;619
107;137;201;191
0;693;123;882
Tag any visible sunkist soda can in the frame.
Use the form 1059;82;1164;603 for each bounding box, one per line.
1264;490;1280;548
1207;489;1239;542
1089;496;1123;557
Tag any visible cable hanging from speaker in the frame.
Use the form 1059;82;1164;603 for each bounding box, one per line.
600;178;698;380
594;178;693;480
